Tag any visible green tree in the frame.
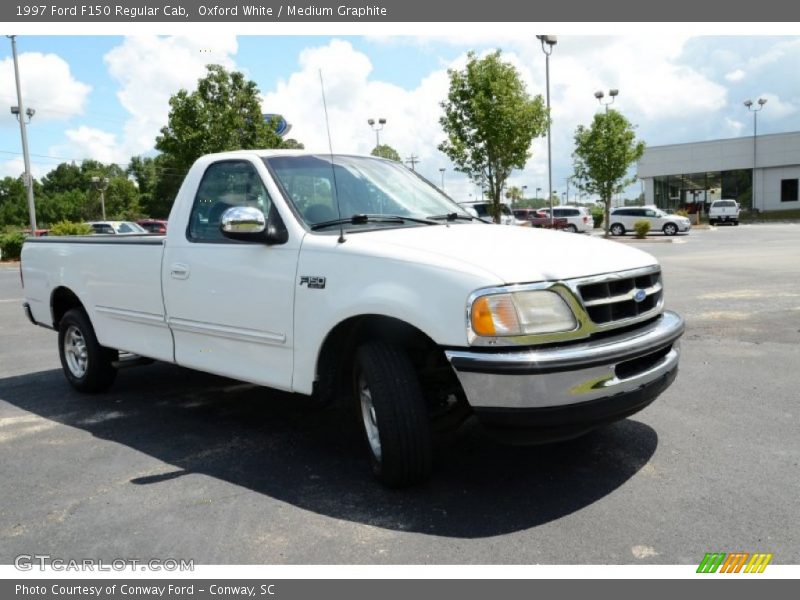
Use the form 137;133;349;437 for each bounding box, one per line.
281;138;305;150
0;176;29;228
438;50;548;223
572;110;645;235
370;144;401;162
127;154;186;218
155;65;295;208
505;185;524;207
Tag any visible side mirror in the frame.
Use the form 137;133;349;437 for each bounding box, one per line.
220;205;288;245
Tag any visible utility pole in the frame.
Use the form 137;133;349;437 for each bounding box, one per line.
8;35;37;233
405;155;420;171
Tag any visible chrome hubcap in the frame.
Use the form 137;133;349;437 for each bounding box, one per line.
64;325;88;378
358;373;381;462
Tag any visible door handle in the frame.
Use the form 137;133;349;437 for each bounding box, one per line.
170;263;190;280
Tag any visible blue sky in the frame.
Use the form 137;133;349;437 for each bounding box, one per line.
2;34;799;202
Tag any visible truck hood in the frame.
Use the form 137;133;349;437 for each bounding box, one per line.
343;223;658;284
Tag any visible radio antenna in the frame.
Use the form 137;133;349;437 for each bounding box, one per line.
319;69;345;244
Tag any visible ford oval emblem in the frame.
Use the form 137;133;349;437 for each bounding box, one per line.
633;288;647;303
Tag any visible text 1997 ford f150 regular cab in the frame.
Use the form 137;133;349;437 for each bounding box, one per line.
21;151;684;487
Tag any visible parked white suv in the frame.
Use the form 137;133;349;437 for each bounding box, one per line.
458;201;525;226
609;206;691;236
708;199;740;226
86;221;148;235
537;206;592;233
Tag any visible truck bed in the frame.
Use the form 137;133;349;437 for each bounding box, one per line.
22;235;174;362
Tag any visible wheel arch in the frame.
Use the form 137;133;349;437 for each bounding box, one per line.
313;313;452;406
50;286;86;329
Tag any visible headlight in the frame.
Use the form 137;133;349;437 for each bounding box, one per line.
470;290;577;337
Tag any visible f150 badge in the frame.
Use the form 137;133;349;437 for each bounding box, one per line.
299;276;326;289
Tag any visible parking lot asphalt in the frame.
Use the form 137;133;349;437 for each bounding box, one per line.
1;223;798;565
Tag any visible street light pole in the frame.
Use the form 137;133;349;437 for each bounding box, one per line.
8;35;37;233
594;88;619;113
367;117;386;149
91;176;109;221
439;168;446;191
537;35;557;226
744;98;767;212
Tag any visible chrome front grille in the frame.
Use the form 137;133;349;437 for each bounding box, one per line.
577;269;663;325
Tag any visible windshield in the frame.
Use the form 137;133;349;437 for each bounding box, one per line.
265;155;471;229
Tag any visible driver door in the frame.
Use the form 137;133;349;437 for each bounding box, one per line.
162;159;300;390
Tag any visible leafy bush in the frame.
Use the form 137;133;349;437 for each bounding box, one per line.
0;231;25;261
49;221;93;236
591;208;604;228
675;209;689;217
633;220;651;239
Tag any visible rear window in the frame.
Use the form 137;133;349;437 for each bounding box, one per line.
715;200;736;208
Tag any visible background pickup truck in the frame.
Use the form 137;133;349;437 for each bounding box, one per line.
21;150;684;487
708;199;740;226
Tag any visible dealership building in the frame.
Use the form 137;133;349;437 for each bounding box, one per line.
637;131;800;213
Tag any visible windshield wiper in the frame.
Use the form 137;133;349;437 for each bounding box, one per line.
428;213;474;222
310;214;439;231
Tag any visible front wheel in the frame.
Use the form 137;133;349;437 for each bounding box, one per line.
58;308;118;392
610;223;625;236
663;223;678;236
353;341;432;487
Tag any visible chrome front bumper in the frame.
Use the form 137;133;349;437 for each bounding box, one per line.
445;311;684;411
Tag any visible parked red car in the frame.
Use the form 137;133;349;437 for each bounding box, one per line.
136;219;168;234
512;209;568;230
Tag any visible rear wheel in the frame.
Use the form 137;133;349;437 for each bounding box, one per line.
353;341;432;487
58;308;117;392
610;223;625;236
565;224;578;233
663;222;678;236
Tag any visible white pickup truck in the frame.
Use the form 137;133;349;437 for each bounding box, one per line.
708;199;740;226
21;151;684;487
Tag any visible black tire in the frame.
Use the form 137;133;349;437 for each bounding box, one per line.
663;222;678;236
57;308;118;393
610;223;625;236
566;224;578;233
733;220;739;226
353;341;432;487
709;219;716;226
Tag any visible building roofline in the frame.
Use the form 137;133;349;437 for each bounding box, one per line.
644;130;800;151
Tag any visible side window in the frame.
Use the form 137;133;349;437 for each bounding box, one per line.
188;161;272;242
644;209;657;218
118;223;133;233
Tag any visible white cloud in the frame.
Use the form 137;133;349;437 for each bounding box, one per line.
100;35;238;158
724;117;745;136
0;52;91;124
61;126;122;164
0;156;46;179
725;69;746;82
262;39;459;190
